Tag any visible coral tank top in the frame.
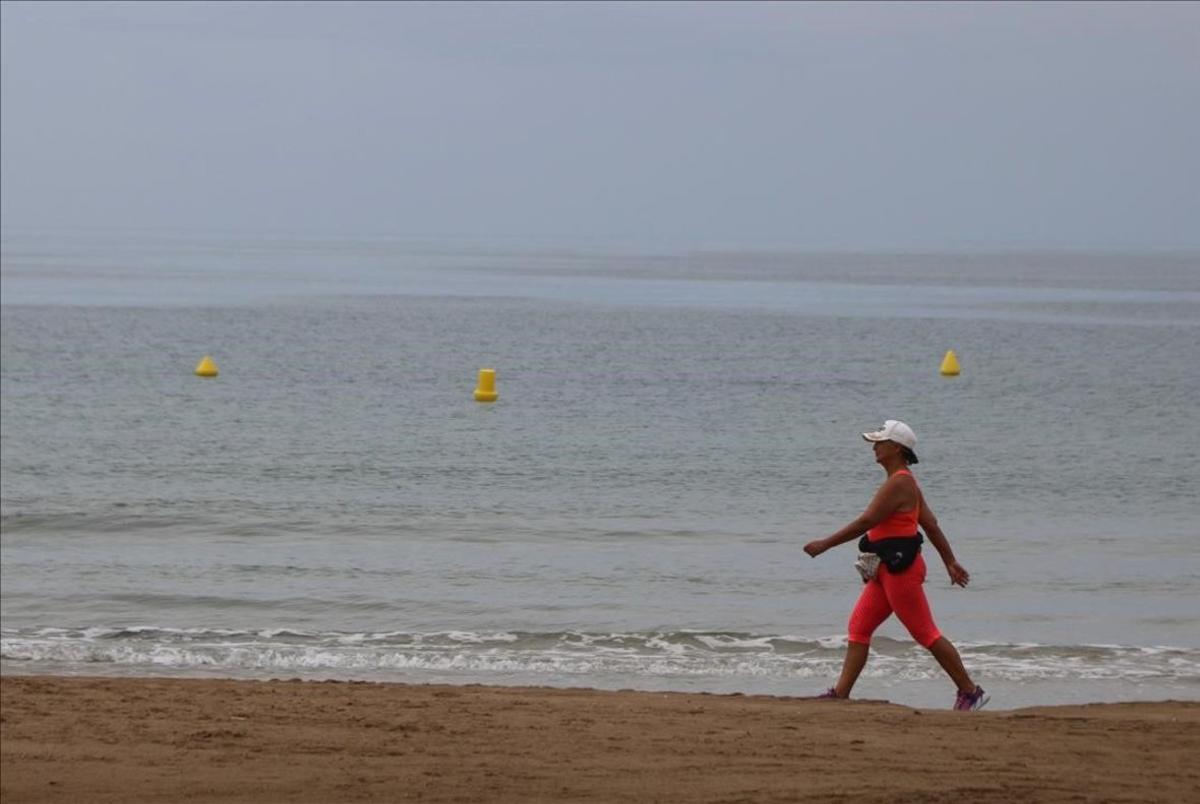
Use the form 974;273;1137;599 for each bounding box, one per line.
867;469;921;542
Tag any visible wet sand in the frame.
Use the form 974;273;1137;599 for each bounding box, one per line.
2;675;1197;803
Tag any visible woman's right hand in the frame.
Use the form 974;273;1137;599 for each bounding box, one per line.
804;539;828;558
947;560;970;587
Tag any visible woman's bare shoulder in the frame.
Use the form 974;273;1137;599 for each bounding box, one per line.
882;471;920;504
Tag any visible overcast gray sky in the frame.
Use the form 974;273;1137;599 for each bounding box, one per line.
1;1;1197;251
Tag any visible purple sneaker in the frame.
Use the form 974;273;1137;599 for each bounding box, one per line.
954;686;989;711
816;687;841;699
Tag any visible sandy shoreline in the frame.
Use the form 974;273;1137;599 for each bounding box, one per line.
2;675;1197;803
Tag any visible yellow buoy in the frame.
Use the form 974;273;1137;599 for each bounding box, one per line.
940;349;961;376
195;355;219;378
473;368;498;402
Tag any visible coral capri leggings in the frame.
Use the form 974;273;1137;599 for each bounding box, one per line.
848;554;943;648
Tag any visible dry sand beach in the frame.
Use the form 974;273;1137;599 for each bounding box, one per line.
1;676;1197;804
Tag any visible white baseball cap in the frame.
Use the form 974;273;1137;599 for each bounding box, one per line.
861;420;919;463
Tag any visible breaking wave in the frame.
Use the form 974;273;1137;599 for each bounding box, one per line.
3;626;1197;685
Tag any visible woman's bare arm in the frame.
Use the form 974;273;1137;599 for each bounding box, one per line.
804;476;909;557
918;491;970;587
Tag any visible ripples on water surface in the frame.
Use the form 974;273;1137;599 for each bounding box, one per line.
2;234;1198;708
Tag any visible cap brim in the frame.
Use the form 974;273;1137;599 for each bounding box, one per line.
861;431;887;442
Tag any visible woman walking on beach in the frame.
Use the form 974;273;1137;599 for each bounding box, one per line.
804;420;988;710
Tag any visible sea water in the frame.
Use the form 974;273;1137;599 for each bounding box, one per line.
2;231;1197;709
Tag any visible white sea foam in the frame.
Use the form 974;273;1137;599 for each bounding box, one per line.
3;628;1197;686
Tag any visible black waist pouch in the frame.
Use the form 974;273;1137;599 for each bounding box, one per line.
858;532;924;574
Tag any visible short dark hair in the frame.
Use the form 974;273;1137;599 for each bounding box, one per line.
900;446;919;465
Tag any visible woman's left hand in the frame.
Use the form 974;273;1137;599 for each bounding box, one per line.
804;539;828;558
947;560;970;587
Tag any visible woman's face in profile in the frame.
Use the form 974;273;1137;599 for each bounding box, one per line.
872;440;899;464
